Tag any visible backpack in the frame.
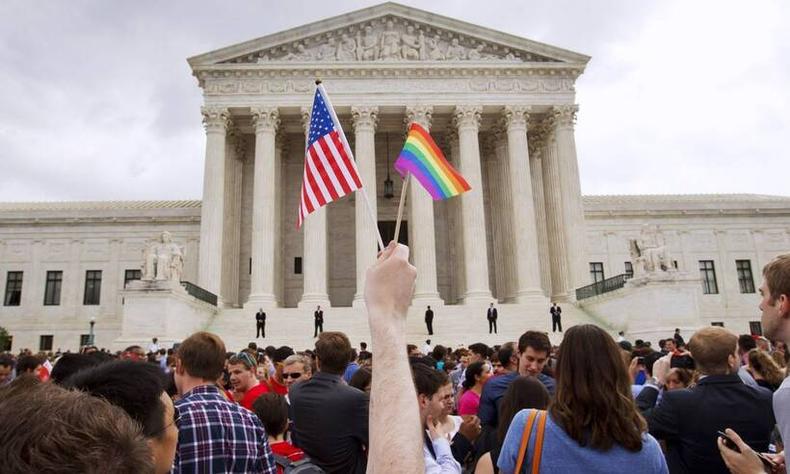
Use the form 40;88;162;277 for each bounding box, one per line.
273;454;326;474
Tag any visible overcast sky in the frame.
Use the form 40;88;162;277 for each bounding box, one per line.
0;0;788;202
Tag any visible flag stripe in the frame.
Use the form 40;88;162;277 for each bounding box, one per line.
297;85;364;228
393;123;471;200
311;141;341;201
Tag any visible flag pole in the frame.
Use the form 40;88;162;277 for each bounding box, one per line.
316;79;385;252
393;173;410;245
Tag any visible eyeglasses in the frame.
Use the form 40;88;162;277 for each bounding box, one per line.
282;372;304;380
151;406;181;437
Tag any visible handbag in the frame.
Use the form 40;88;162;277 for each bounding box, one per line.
513;409;548;474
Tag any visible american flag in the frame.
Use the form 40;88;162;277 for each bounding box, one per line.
297;85;362;228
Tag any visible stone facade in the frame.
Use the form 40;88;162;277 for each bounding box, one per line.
1;4;789;351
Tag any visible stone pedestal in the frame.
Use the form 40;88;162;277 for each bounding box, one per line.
117;281;217;349
579;272;703;344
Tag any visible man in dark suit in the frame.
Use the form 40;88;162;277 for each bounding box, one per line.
636;326;775;474
549;302;562;332
289;332;368;473
314;305;324;337
255;308;266;338
486;303;498;334
424;305;434;335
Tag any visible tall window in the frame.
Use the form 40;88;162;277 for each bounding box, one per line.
124;269;141;288
750;321;763;336
39;335;53;352
44;271;63;306
294;257;303;275
4;271;23;306
589;262;605;283
699;260;718;294
80;334;91;347
624;262;634;279
736;260;755;294
83;270;102;305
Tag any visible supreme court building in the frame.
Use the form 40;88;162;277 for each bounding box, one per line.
2;3;790;351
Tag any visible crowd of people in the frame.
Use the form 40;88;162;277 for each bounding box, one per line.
1;248;789;474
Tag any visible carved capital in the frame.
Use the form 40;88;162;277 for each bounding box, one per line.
503;105;531;130
552;104;579;129
404;104;433;130
453;105;482;131
351;106;379;133
201;107;231;133
300;106;311;135
251;107;280;134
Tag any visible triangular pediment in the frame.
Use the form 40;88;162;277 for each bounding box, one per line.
188;3;589;68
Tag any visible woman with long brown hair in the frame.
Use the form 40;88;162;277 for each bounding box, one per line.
747;348;785;391
497;325;667;473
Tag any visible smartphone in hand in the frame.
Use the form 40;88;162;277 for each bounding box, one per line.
718;430;778;470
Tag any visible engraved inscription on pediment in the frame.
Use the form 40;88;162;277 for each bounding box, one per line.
224;16;559;64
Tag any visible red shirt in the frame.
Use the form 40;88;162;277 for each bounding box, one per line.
270;441;304;474
239;383;270;410
269;377;288;395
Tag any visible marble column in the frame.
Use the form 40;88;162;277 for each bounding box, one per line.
405;105;442;303
529;131;552;295
492;126;517;301
298;107;331;308
503;105;544;301
553;105;589;291
349;106;379;307
454;105;492;302
540;117;571;301
198;107;231;298
221;132;244;307
247;107;280;308
443;132;465;303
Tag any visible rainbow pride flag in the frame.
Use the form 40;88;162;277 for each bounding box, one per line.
394;123;471;200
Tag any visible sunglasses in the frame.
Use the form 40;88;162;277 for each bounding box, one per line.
231;352;257;369
282;372;304;380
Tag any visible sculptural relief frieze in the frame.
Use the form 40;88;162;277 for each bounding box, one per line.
203;77;574;96
222;16;557;64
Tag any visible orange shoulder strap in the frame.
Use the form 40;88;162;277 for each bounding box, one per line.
514;409;539;474
530;411;549;474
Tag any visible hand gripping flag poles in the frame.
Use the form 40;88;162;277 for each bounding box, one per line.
297;80;385;251
392;122;471;243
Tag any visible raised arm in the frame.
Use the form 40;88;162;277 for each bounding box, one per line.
364;242;424;473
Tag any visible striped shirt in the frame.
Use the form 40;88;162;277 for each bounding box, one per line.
173;384;276;474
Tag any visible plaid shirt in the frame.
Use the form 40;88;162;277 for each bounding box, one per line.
173;384;276;474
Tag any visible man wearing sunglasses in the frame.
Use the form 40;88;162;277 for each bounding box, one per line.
281;354;313;391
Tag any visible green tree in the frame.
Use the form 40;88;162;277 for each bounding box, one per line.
0;326;10;352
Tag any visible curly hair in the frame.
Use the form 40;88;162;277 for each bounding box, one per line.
550;324;647;451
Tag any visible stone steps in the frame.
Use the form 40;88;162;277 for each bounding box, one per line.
206;302;603;352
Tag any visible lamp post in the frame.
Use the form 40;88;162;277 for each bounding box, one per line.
89;316;96;346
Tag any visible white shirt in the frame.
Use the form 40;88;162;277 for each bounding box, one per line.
423;435;462;473
148;343;160;353
423;344;433;355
